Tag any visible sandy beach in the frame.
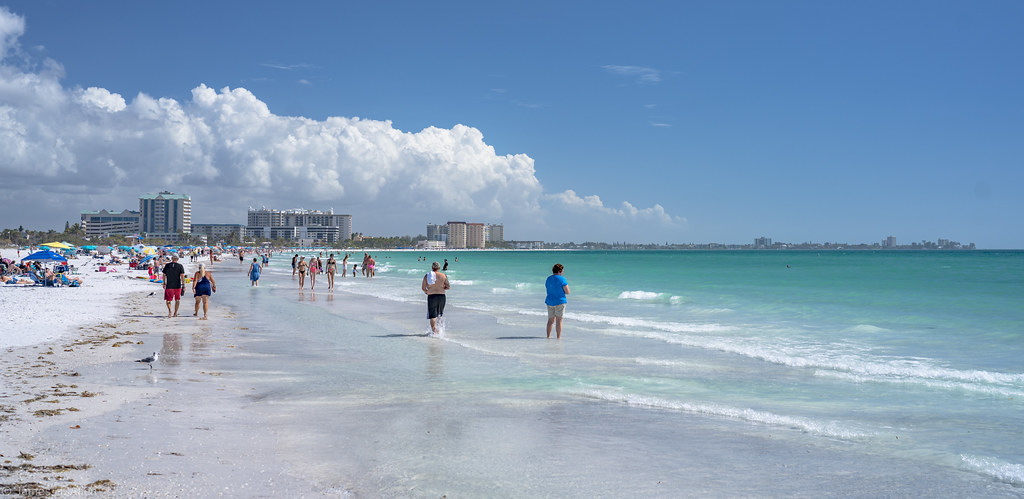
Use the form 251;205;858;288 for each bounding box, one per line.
0;252;322;497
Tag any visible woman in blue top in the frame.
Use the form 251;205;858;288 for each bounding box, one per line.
545;263;570;339
248;258;261;287
192;263;216;320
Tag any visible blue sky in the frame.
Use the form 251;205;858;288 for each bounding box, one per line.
1;1;1021;247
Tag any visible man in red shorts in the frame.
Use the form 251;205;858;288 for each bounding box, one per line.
162;255;187;317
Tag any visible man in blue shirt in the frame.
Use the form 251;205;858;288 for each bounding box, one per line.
545;263;571;339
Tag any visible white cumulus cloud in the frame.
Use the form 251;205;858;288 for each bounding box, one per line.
0;8;685;242
547;190;685;226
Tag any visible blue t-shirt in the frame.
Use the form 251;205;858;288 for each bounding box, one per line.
545;274;568;306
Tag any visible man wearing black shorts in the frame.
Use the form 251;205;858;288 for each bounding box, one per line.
161;255;187;318
421;261;450;336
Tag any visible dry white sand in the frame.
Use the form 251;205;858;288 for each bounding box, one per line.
0;251;327;497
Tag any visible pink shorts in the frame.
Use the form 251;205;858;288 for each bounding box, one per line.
164;288;182;301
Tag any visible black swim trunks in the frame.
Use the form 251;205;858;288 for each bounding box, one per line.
427;294;446;319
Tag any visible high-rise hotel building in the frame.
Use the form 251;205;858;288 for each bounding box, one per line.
433;222;503;249
139;192;191;241
80;209;141;239
246;207;352;243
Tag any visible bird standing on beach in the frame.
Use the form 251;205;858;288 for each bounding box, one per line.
135;352;159;369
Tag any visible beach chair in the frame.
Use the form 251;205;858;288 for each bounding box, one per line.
28;272;59;287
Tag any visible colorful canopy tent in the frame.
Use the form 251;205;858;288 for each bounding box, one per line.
21;250;68;263
41;241;73;250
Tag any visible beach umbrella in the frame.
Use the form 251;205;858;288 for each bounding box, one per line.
98;246;113;254
21;250;68;263
139;255;155;264
81;245;97;251
41;241;73;250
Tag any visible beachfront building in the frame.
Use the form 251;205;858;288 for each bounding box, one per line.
426;223;448;243
192;223;245;243
510;240;544;249
485;224;504;243
446;221;467;249
441;221;500;248
466;223;485;249
755;236;772;249
139;192;191;242
80;209;141;238
245;207;352;244
416;240;446;250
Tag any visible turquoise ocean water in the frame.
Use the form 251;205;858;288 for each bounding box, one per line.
209;250;1024;497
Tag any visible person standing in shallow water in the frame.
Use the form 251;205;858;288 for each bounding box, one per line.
545;263;570;339
248;257;261;287
326;254;337;289
421;261;450;336
297;256;308;289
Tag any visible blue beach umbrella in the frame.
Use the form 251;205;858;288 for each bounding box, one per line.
21;250;68;263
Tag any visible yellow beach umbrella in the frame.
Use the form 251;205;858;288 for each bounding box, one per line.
42;241;73;249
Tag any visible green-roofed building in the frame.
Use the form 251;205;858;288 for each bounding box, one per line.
139;191;191;242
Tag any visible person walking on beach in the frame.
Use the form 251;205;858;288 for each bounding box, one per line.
161;255;187;318
292;254;298;277
297;256;308;289
248;257;261;287
309;257;319;290
192;263;216;320
421;261;450;336
341;253;349;277
326;254;337;289
545;263;570;339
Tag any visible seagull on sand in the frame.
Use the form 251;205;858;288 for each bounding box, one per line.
135;352;159;369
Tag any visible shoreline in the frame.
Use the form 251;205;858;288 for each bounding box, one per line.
0;259;325;497
3;249;1022;496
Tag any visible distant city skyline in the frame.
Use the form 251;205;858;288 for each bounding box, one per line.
0;3;1021;248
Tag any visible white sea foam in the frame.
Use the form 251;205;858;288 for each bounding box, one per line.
450;279;474;285
604;327;1024;389
815;370;1024;399
569;387;868;440
618;290;662;300
567;311;732;334
960;454;1024;486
